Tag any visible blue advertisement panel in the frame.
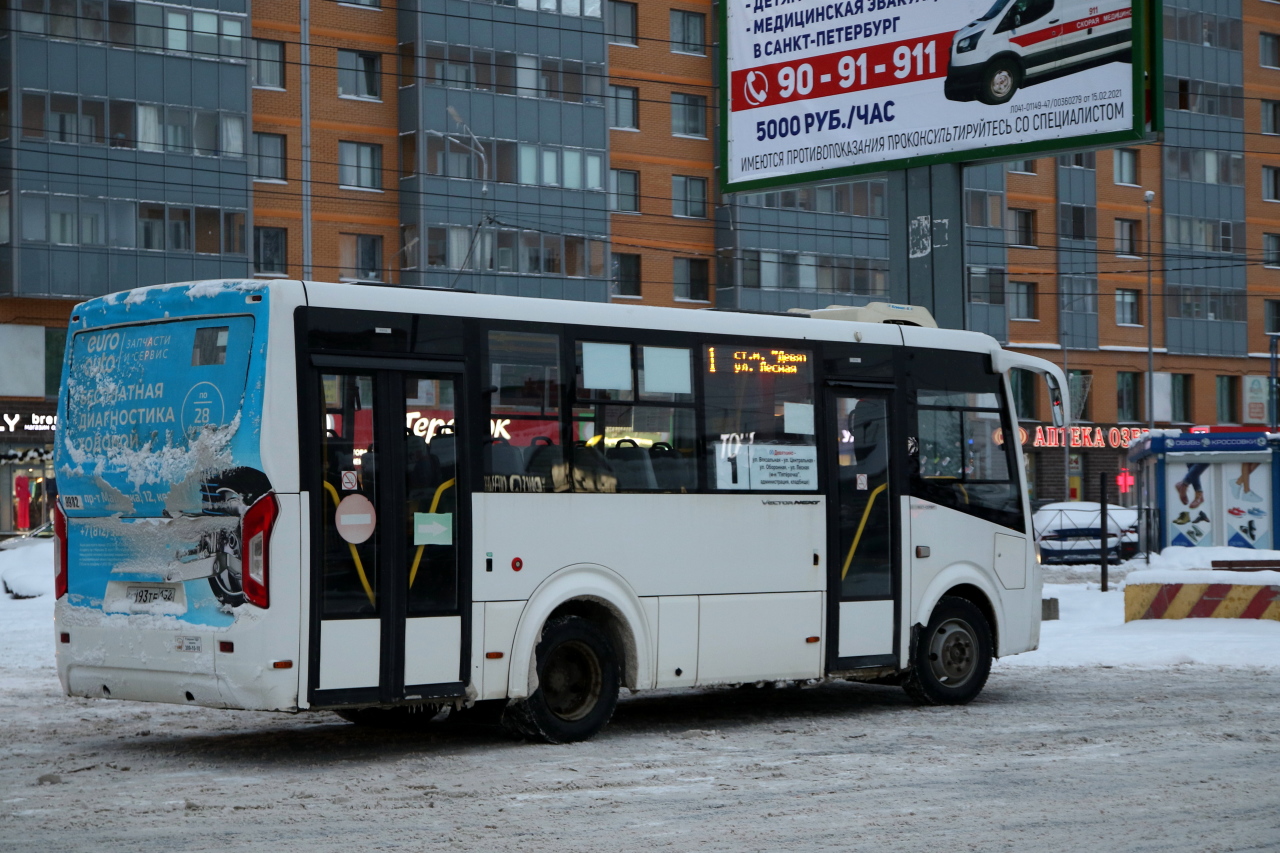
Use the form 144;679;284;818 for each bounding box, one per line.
55;282;272;627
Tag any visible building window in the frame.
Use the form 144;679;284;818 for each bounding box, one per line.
607;85;638;129
1263;33;1280;68
1068;370;1092;421
1115;218;1139;256
343;0;380;7
967;266;1005;304
670;10;705;55
1168;77;1244;118
338;50;380;99
1116;372;1140;422
1116;288;1139;325
1266;167;1280;202
1059;152;1096;169
339;233;383;281
1163;147;1244;186
609;169;639;212
339;141;382;189
1171;374;1191;422
1267;300;1280;334
1266;234;1280;268
674;257;709;301
672;175;707;218
254;226;286;274
612;252;640;296
1008;208;1036;246
1264;101;1280;135
252;132;285;181
671;93;706;137
608;1;637;44
1217;375;1239;423
1006;159;1036;174
1059;204;1096;240
1114;148;1138;185
964;189;1003;228
250;40;284;88
1009;281;1036;319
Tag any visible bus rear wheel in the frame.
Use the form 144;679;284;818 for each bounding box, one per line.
902;597;992;706
503;615;619;744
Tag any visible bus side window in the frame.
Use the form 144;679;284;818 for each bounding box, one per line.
701;344;817;492
573;342;697;493
485;330;566;493
913;386;1024;532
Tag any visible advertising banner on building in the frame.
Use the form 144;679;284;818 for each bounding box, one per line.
722;0;1156;190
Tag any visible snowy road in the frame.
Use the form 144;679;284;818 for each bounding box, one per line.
4;557;1280;852
3;663;1279;852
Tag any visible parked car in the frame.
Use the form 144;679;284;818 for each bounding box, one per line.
1032;502;1138;564
0;521;53;551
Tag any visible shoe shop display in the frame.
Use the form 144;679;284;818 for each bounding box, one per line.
1193;511;1210;524
1243;489;1263;503
1229;507;1246;516
1173;511;1191;525
1248;508;1268;517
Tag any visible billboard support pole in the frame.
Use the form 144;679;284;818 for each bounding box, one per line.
888;164;966;330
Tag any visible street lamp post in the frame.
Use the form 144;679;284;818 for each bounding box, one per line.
1145;190;1155;434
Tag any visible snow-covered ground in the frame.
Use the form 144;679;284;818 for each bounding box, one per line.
2;546;1279;851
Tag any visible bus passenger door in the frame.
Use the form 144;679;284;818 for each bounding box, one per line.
828;390;899;669
310;367;466;707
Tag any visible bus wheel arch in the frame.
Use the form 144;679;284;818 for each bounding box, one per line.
903;595;994;706
506;564;652;702
979;54;1022;105
914;569;1003;657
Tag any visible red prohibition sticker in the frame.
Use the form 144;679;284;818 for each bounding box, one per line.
511;557;523;572
335;494;377;544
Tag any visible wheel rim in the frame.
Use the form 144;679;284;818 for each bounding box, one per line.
990;70;1013;98
541;639;603;722
927;618;978;686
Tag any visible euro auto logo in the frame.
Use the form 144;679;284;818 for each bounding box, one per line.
743;70;768;106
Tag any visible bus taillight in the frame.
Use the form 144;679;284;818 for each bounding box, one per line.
241;493;278;609
53;504;68;600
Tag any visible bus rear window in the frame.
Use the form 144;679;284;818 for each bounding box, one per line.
192;326;229;366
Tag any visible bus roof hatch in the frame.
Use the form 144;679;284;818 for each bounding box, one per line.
786;302;939;328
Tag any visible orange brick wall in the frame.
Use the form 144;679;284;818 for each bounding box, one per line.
608;0;717;308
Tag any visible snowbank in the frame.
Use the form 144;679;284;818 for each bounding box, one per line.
0;540;55;599
1124;568;1280;586
998;582;1280;668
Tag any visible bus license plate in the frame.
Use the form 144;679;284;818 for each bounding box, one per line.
126;585;177;605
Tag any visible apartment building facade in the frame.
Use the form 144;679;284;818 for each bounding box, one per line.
1;0;1279;530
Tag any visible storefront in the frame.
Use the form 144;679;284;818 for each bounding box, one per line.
0;400;57;534
1000;424;1149;506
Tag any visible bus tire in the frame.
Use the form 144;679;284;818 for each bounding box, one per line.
503;615;619;744
978;57;1020;105
902;597;992;706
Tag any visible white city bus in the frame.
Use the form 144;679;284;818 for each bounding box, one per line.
53;280;1066;743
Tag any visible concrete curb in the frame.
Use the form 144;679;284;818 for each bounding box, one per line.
1124;581;1280;622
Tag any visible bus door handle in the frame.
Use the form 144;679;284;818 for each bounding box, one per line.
915;546;931;558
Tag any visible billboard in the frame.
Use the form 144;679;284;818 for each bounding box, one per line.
722;0;1158;191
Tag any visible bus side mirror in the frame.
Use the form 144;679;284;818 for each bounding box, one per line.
1047;375;1065;427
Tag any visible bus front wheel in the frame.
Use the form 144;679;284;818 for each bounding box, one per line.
902;597;992;706
504;615;619;744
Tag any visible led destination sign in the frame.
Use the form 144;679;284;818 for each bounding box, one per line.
707;347;810;375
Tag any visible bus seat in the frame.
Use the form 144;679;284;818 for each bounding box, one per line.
572;444;618;493
524;441;568;491
483;438;525;476
430;433;457;474
605;439;658;490
649;442;693;491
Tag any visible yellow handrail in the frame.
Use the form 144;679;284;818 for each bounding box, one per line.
322;480;376;607
841;482;888;581
409;478;456;588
